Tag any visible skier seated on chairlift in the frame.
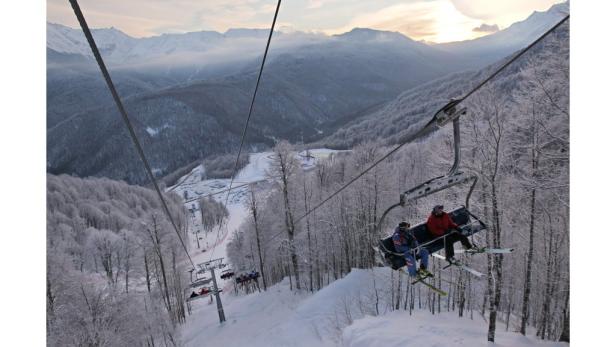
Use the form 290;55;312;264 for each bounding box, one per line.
199;287;209;296
427;205;478;264
392;221;431;278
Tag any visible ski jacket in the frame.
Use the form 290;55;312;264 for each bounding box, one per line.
426;212;459;237
392;226;418;252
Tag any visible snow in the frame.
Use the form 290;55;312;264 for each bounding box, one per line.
181;268;566;347
146;127;158;136
145;124;172;136
343;310;567;347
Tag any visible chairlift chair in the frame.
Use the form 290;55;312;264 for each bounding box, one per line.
374;104;488;270
378;206;486;270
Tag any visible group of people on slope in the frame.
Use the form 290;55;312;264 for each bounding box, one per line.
235;270;260;284
392;204;478;278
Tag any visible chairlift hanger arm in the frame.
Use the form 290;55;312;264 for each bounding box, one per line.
400;172;477;207
376;107;473;235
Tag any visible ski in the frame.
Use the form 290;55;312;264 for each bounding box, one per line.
410;272;433;285
431;253;485;278
374;246;447;296
455;247;514;255
398;268;447;296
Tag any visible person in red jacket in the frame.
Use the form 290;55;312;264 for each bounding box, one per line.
427;205;476;263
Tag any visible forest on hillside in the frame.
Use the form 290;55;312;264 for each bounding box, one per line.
46;175;191;346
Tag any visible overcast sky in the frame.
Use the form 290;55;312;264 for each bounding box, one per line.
48;0;564;43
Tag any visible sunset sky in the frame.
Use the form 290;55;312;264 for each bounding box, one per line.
47;0;564;43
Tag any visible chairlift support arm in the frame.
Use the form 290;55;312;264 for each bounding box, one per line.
376;103;474;235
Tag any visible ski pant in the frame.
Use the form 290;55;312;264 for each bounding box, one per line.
395;245;429;276
441;230;473;259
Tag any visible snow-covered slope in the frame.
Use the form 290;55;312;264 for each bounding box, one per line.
181;268;567;346
343;309;566;347
47;22;137;57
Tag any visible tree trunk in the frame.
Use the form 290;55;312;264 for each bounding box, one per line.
249;189;267;291
281;164;301;290
559;288;570;342
144;251;151;292
521;109;539;335
303;177;314;292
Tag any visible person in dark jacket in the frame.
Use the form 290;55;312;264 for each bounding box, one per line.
392;221;430;277
427;205;476;263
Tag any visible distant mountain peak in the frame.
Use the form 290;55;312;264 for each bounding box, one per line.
223;28;273;38
335;27;413;43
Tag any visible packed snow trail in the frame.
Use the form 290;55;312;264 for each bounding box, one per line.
170;152;275;282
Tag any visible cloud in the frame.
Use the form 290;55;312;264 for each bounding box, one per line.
327;0;484;43
47;0;281;37
472;23;499;33
450;0;562;26
46;0;565;43
306;0;334;10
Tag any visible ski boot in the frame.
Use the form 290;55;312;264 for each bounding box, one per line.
417;265;433;278
446;256;460;265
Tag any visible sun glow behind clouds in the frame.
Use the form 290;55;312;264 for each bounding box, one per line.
327;0;490;43
433;1;483;42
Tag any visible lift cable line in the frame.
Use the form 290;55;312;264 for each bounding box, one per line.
207;0;283;262
456;14;570;106
291;13;569;226
68;0;195;268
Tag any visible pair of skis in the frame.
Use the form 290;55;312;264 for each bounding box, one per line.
455;247;514;255
431;253;485;277
397;267;447;296
433;247;515;278
373;246;448;296
374;246;514;296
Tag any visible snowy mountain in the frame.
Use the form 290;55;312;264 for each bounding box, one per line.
47;27;466;184
47;22;137;58
46;2;569;185
320;16;570;149
47;22;321;69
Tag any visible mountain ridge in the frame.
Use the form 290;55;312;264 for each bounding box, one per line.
46;3;569;185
